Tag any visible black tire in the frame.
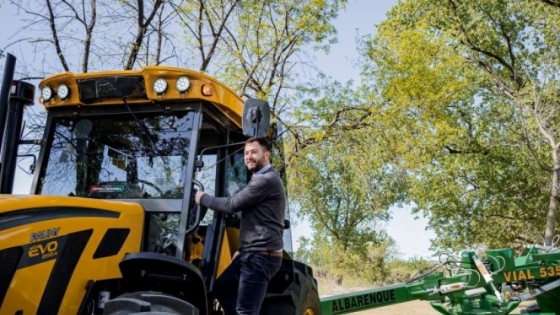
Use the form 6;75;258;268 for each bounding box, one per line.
300;289;320;315
103;291;199;315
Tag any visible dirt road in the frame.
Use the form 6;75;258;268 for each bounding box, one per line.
347;300;436;314
341;300;531;315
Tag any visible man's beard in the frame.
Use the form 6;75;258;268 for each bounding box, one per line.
246;158;265;173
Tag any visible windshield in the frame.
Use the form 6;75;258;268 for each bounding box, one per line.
38;110;196;199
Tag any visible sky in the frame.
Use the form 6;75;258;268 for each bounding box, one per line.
0;0;435;259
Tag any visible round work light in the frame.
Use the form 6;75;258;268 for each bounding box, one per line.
176;76;190;93
57;84;70;99
153;78;168;94
41;86;53;102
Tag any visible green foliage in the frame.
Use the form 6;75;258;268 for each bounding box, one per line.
290;135;404;248
359;0;560;250
289;121;409;282
151;0;347;99
295;231;396;286
297;237;438;291
385;256;438;284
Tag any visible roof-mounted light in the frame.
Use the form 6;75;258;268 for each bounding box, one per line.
153;78;168;94
201;84;214;96
57;84;70;100
41;86;53;102
176;76;190;93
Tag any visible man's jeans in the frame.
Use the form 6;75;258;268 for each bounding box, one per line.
214;251;282;315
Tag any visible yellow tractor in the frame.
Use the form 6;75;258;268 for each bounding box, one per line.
0;55;319;315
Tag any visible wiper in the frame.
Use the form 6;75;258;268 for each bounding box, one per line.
122;97;173;177
122;97;161;156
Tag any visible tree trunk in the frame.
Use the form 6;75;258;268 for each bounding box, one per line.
545;151;560;245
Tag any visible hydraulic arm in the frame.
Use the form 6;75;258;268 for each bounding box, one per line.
320;245;560;315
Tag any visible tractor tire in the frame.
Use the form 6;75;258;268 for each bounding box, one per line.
300;289;320;315
103;291;199;315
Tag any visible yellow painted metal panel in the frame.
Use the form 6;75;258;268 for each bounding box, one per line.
38;66;244;128
0;195;144;314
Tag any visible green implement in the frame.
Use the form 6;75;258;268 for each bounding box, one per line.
320;246;560;315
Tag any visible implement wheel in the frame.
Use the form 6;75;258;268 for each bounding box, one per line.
103;291;198;315
302;289;320;315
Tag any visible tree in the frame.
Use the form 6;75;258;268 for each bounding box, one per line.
5;0;175;75
360;0;560;249
289;125;405;282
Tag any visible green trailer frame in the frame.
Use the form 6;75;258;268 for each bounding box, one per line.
320;246;560;315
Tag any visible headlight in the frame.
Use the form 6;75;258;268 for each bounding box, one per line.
41;86;53;102
153;78;168;94
57;84;70;99
176;76;190;93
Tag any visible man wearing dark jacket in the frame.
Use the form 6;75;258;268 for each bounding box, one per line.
195;137;285;315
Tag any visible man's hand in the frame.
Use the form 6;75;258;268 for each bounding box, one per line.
195;190;206;205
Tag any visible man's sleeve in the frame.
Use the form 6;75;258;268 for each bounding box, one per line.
199;176;269;213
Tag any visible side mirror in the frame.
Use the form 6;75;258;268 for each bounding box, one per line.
10;80;35;105
242;99;270;138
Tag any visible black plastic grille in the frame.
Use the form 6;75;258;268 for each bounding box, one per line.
78;76;146;103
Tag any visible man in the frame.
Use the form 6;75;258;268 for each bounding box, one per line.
195;137;285;315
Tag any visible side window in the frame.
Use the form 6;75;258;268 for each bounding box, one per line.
196;141;248;225
196;154;217;197
196;153;217;225
225;150;247;197
196;109;251;222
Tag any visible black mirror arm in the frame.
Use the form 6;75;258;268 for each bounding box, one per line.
195;141;245;172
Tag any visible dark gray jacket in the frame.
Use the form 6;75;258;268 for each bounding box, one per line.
199;166;286;252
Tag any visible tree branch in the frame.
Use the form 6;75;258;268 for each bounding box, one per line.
538;0;560;8
125;0;164;70
46;0;70;71
200;0;240;71
448;0;523;89
82;0;96;72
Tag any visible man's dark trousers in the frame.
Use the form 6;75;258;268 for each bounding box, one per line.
214;252;282;315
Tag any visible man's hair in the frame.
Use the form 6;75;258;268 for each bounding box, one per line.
246;137;271;152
